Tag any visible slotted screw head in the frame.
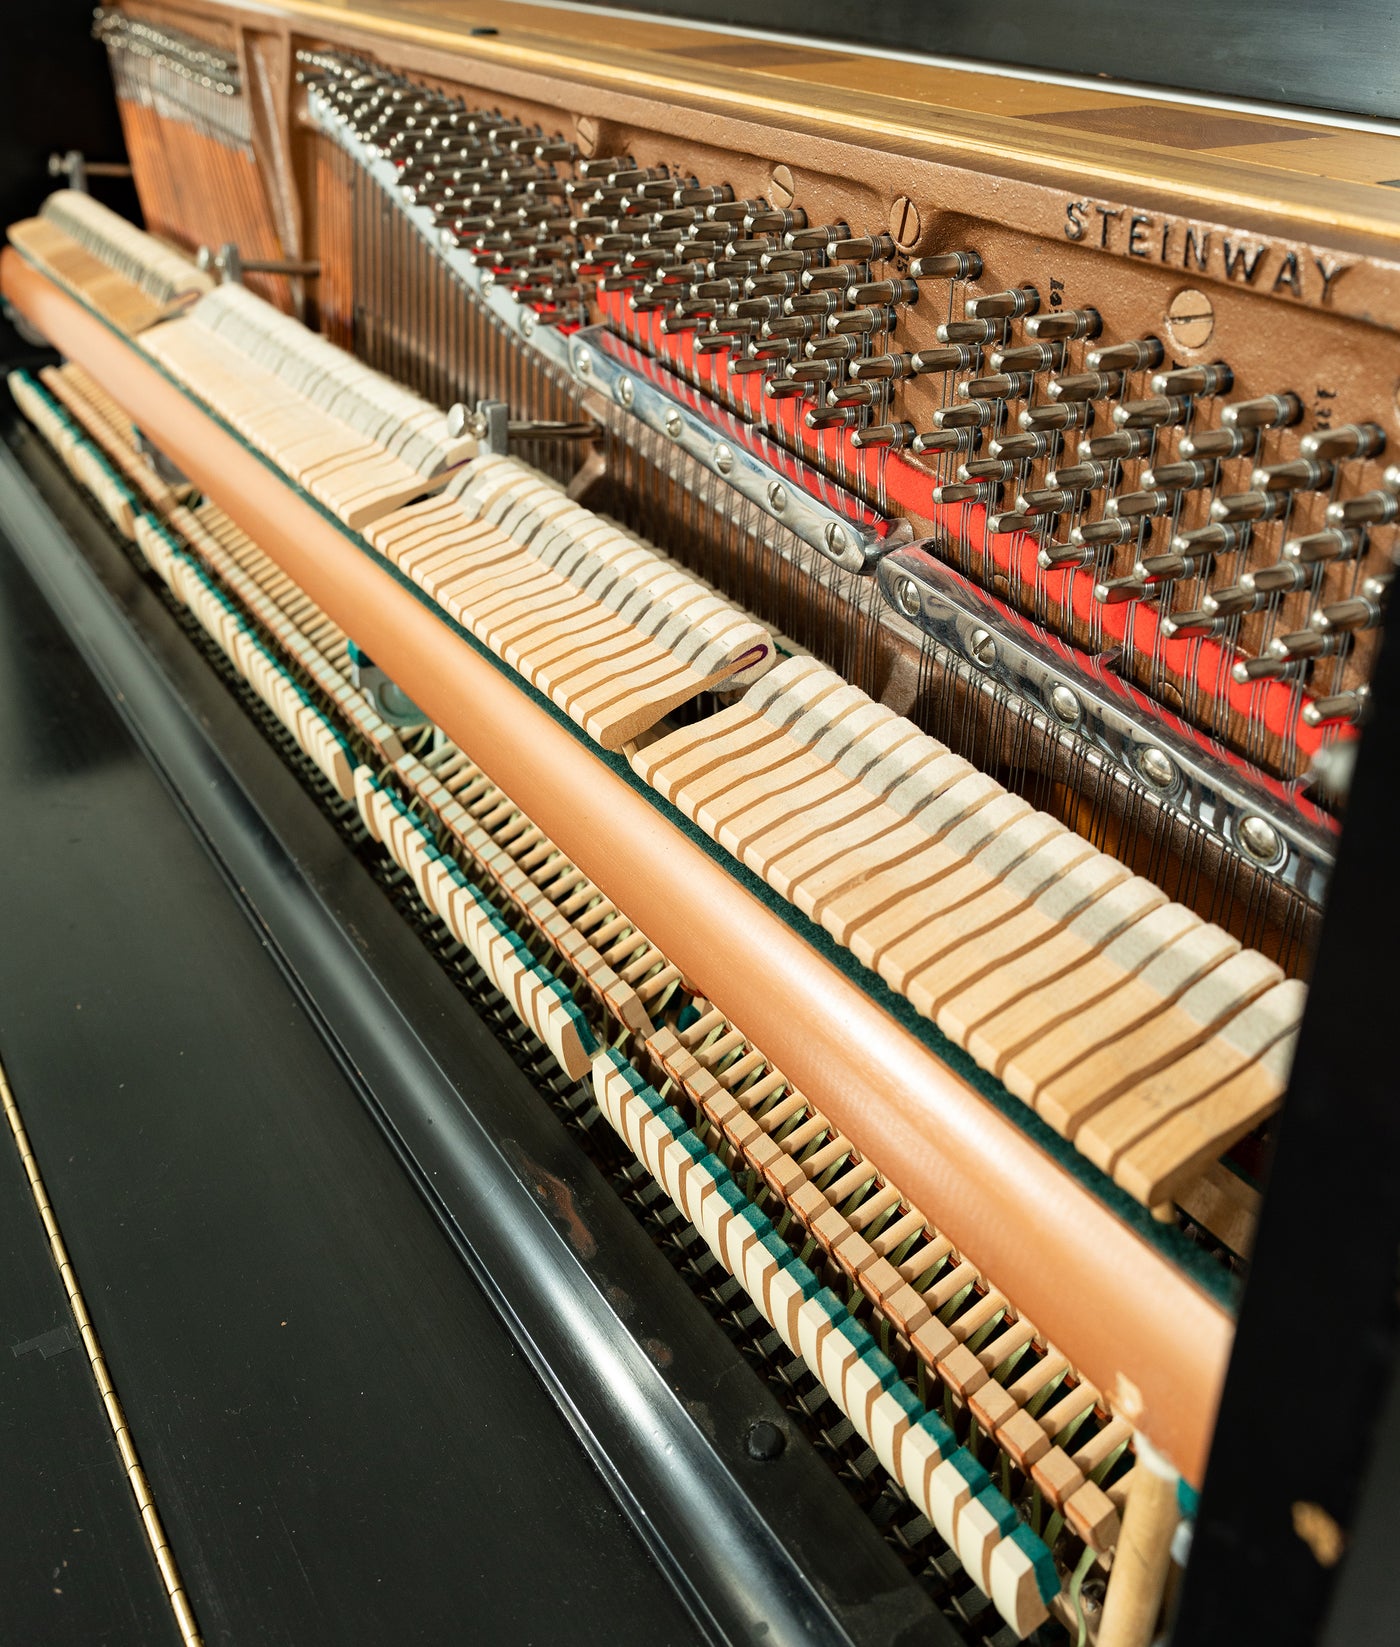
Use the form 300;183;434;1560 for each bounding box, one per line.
894;575;921;617
1136;745;1177;789
968;627;997;668
1239;813;1283;864
1048;683;1080;724
824;522;849;558
616;375;635;408
713;442;735;475
767;481;788;513
663;408;683;439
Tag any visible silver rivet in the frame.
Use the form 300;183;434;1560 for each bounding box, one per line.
663;409;682;439
767;481;788;513
1049;684;1080;724
574;350;592;377
824;522;849;558
713;442;734;475
968;628;997;668
894;576;921;617
1136;745;1177;789
1239;813;1282;864
518;308;536;338
616;376;634;409
446;402;470;440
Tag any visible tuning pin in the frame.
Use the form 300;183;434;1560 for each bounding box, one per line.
1081;429;1152;463
1150;363;1234;397
829;233;896;262
1086;338;1164;373
987;510;1040;534
1021;403;1092;432
933;400;999;430
1252;459;1335;493
1095;575;1154;604
938;318;1008;345
933;481;997;505
1241;561;1309;595
852;421;918;450
1024;307;1101;342
765;375;814;400
785;222;845;251
1210;490;1291;524
1113;396;1190;429
829;305;898;335
1048;460;1110;492
1301;422;1386;461
1303;685;1370;726
962;459;1021;483
1222;393;1303;430
1071;518;1136;548
1267;628;1336;661
990;341;1064;373
1178;427;1251;461
1017;487;1075;517
1138;551;1195;581
805;405;861;431
1038;539;1098;570
848;278;919;306
1172;523;1247;557
1048;371;1123;403
910;345;981;375
706;196;769;223
990;431;1056;462
1106;489;1171;520
847;353;912;381
1310;594;1385;635
1203;583;1265;618
966;286;1040;320
1325;491;1400;527
909;251;982;279
912;427;980;456
959;372;1034;401
1233;655;1304;682
1142;460;1214;492
1162;608;1226;638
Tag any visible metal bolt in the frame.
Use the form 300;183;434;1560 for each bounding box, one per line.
894;576;921;617
1239;813;1283;865
518;308;536;338
824;522;849;559
574;350;592;377
1135;745;1178;789
1048;683;1080;724
767;481;788;513
713;443;735;476
1165;287;1214;351
663;408;683;440
616;375;635;409
575;114;599;157
968;627;997;668
446;402;470;439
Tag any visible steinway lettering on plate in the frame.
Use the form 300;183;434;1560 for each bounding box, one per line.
1062;198;1351;304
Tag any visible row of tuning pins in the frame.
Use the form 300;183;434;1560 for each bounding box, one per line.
299;54;588;323
566;161;982;437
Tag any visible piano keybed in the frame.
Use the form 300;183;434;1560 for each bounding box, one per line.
12;353;1208;1639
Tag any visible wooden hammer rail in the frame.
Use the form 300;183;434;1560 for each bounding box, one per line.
13;367;1168;1635
1;248;1233;1491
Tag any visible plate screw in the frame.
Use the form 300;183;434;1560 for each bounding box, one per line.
824;522;849;558
616;375;634;408
1166;287;1214;350
894;575;921;617
1239;813;1282;864
713;442;734;475
1136;745;1177;789
767;481;788;513
1049;683;1080;724
889;194;922;251
745;1419;786;1461
519;308;536;338
969;627;997;668
574;350;592;377
663;408;682;439
768;163;795;209
575;114;599;157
